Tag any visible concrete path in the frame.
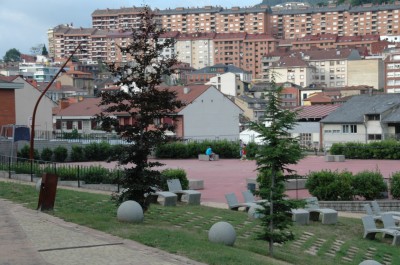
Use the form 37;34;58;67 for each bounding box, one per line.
0;199;205;265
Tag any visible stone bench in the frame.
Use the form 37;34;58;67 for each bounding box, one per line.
198;154;219;161
325;155;345;162
189;179;204;190
291;209;310;225
308;209;338;224
149;191;177;206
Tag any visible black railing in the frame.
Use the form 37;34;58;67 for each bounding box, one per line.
0;155;121;192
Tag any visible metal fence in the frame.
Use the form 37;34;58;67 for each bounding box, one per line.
0;155;121;192
31;130;130;145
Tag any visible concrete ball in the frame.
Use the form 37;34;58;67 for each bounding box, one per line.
208;221;236;246
359;260;382;265
117;200;144;223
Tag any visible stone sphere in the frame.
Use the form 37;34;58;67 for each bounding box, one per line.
208;221;236;246
117;200;144;223
359;260;382;265
248;204;265;219
35;179;42;192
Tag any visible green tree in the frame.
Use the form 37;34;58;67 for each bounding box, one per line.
98;6;183;211
41;44;48;56
249;80;303;256
3;48;21;62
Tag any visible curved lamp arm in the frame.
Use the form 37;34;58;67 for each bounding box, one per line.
29;43;82;160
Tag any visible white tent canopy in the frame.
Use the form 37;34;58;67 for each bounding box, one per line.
239;129;262;144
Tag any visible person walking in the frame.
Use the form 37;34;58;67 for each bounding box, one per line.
240;144;247;160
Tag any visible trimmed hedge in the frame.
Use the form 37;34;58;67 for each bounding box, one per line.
160;168;188;191
330;140;400;159
306;169;387;201
390;172;400;199
155;140;257;159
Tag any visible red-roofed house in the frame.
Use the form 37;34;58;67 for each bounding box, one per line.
53;85;243;140
0;76;56;132
291;104;341;149
53;97;102;133
57;70;95;95
0;78;23;130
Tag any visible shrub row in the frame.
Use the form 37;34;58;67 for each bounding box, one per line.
18;142;123;162
329;140;400;159
6;159;189;187
305;170;388;201
155;140;258;159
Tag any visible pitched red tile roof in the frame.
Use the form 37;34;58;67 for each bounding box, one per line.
0;76;18;82
55;85;214;117
295;104;341;119
54;97;102;116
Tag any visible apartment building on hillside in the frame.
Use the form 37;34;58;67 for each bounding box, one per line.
262;48;368;88
384;49;400;93
214;33;278;79
176;32;216;69
90;3;400;38
158;6;222;33
270;2;400;39
91;7;146;30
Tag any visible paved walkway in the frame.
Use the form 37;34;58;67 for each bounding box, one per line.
0;198;205;265
70;155;400;204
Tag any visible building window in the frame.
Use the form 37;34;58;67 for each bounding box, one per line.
342;124;357;133
299;133;312;148
368;134;382;140
366;114;380;121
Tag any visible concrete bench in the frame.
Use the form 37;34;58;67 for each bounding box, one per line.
334;155;345;162
291;209;310;225
149;191;177;206
325;155;345;162
308;209;338;224
181;190;202;205
198;154;219;161
189;179;204;190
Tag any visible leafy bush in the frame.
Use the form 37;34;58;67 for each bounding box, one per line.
83;142;112;161
54;166;77;180
329;140;400;159
11;161;41;175
70;145;85;162
53;146;68;162
305;170;353;201
17;145;39;160
390;172;400;199
82;166;113;184
63;128;80;139
40;147;53;162
160;168;188;191
155;140;251;159
352;170;387;200
305;170;336;200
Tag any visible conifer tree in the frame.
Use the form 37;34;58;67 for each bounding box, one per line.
249;80;303;256
98;6;183;210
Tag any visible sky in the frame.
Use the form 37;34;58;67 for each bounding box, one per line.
0;0;262;58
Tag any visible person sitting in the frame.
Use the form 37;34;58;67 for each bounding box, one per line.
205;146;215;161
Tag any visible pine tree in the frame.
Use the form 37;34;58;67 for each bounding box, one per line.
98;6;184;210
249;80;304;256
41;45;48;56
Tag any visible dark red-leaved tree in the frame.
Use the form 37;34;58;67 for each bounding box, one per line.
98;6;184;210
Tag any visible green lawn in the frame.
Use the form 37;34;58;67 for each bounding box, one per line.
0;181;398;265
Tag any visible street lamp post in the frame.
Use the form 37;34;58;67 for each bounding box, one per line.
29;43;82;160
